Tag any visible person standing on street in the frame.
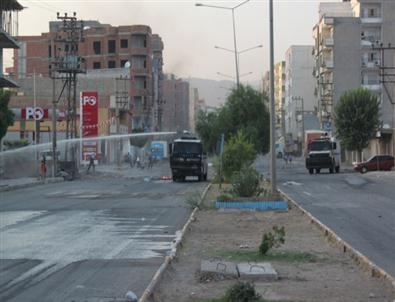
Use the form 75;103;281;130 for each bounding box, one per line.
40;158;47;180
87;155;95;174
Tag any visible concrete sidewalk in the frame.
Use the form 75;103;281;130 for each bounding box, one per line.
0;177;64;192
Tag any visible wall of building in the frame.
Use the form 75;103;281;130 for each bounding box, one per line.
285;45;316;142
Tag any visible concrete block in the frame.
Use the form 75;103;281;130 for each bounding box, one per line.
237;262;278;280
201;260;238;277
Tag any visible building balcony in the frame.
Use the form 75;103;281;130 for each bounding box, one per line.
362;83;382;91
361;60;381;69
361;40;373;47
324;17;334;26
0;30;19;49
324;38;334;47
361;17;382;24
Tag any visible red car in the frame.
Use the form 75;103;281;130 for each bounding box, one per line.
354;155;394;173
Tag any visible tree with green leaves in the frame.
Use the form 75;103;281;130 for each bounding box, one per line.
222;131;257;180
221;85;270;154
195;85;270;155
334;88;380;161
0;89;15;150
195;108;221;154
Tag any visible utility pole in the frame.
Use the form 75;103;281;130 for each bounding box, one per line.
268;0;277;194
51;12;84;174
115;75;130;167
371;42;395;157
292;96;305;152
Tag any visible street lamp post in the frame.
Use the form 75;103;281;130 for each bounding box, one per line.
196;0;250;88
269;0;277;194
217;71;253;80
215;44;263;80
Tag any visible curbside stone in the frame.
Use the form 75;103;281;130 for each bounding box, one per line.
138;182;212;302
0;177;64;193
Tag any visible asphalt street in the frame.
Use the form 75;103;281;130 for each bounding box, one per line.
257;156;395;278
0;168;207;302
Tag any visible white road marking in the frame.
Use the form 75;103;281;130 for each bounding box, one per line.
303;191;312;196
0;210;175;290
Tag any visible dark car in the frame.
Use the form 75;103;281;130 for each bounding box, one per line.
353;155;394;173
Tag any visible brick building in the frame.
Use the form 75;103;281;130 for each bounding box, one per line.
10;21;164;132
161;74;190;132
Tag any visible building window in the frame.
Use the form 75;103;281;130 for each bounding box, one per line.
93;62;101;69
120;60;128;68
108;40;116;53
120;39;128;48
108;60;116;68
131;35;147;48
48;45;52;58
93;41;101;55
131;55;147;69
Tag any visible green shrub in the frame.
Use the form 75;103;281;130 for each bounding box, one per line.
185;191;202;209
259;226;286;255
222;131;257;181
224;281;261;302
217;193;233;201
231;166;262;198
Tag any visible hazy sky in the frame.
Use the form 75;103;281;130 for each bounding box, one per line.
5;0;337;82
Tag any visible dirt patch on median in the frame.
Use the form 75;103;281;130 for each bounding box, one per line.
152;184;393;302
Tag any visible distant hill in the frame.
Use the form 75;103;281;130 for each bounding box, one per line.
186;77;262;108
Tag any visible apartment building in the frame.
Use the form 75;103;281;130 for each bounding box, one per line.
11;21;164;132
274;61;286;139
161;74;190;133
0;0;23;88
284;45;317;148
313;0;395;158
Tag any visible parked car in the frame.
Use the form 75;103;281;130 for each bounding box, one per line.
353;155;394;173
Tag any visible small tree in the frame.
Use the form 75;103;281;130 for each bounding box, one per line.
231;166;262;198
222;131;257;180
259;226;286;255
225;281;261;302
334;88;380;161
0;90;15;150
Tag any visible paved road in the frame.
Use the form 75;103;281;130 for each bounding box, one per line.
257;156;395;277
0;167;207;302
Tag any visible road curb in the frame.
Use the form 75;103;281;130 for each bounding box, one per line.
279;189;395;298
0;177;64;193
138;182;212;302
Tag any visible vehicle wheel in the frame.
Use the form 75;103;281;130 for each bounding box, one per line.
361;166;367;174
309;168;314;174
329;167;334;174
335;166;340;173
316;169;321;174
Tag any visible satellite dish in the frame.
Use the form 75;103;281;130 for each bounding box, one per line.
124;61;131;69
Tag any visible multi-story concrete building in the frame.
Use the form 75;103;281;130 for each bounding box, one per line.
284;45;317;148
0;0;23;88
274;61;286;139
11;21;164;132
313;0;395;159
161;74;190;132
